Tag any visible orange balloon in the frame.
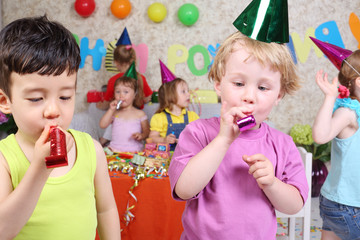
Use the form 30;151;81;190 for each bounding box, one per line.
111;0;131;19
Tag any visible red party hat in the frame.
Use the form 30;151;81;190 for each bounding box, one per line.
310;36;353;70
159;60;176;84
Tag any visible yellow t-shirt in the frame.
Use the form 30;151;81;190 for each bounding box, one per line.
150;108;199;137
0;130;97;240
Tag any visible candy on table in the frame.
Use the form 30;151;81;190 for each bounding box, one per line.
144;157;168;168
131;154;146;165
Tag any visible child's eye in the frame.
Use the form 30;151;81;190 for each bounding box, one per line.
60;96;72;101
258;86;268;91
27;98;43;102
234;82;244;87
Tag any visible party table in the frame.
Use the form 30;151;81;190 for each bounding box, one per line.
96;171;186;240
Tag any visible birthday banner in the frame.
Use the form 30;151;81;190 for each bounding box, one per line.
74;12;360;75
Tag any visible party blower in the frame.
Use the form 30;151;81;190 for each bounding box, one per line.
237;115;256;132
45;126;68;168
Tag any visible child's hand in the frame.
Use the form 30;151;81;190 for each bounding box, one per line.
33;125;52;168
132;132;143;141
165;134;176;144
243;154;275;189
218;101;254;144
315;69;338;98
109;100;118;110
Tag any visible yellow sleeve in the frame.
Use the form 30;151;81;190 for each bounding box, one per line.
150;112;168;138
188;111;200;123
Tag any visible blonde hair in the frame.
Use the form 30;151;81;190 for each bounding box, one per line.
338;50;360;100
156;78;187;113
208;31;300;96
114;76;144;109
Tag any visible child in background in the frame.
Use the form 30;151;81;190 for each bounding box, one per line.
149;60;199;151
97;28;152;146
168;2;308;238
312;41;360;238
0;16;120;239
96;27;152;110
99;72;150;153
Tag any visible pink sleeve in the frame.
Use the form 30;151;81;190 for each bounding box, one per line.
168;121;208;201
276;140;309;204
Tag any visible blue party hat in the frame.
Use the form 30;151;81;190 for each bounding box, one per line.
116;27;132;46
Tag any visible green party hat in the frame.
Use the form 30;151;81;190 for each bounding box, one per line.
124;61;138;80
233;0;289;43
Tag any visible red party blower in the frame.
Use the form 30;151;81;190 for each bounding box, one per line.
45;126;68;168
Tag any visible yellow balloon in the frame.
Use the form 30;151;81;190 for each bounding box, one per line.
147;2;167;23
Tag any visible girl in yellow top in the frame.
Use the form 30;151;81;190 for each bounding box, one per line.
149;78;199;151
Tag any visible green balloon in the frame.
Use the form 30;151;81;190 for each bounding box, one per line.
177;3;199;26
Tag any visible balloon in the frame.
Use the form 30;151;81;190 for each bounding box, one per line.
177;3;199;26
74;0;96;17
147;2;167;23
111;0;131;19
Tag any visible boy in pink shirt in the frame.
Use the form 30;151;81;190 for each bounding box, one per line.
169;1;308;238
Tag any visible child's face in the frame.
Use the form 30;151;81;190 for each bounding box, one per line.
214;46;283;125
114;83;135;108
1;71;76;143
176;82;190;108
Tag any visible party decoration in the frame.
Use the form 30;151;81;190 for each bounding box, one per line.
111;0;131;19
177;3;199;26
167;44;189;73
233;0;289;43
315;21;346;50
79;37;106;71
124;61;138;80
309;36;353;70
207;43;220;70
187;45;210;76
159;59;176;84
147;2;167;23
74;0;96;17
349;12;360;49
105;40;119;72
116;27;131;46
291;28;319;63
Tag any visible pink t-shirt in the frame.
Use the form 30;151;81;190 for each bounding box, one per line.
169;117;308;240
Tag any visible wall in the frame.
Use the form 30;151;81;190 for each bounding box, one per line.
2;0;360;133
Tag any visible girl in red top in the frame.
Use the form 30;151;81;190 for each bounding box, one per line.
97;28;152;110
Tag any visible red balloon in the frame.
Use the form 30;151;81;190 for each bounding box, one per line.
74;0;96;17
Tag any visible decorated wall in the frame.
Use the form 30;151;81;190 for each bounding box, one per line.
2;0;360;133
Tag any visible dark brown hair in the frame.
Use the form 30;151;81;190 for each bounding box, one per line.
0;15;80;100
